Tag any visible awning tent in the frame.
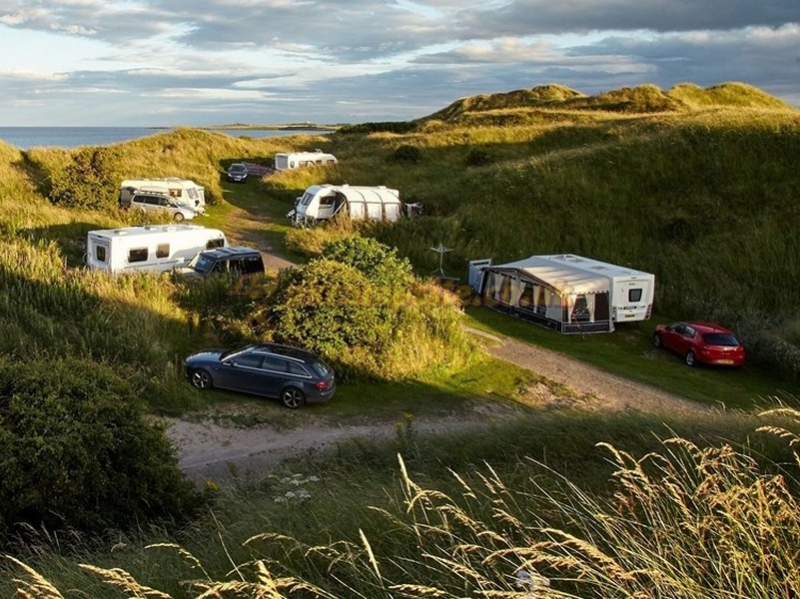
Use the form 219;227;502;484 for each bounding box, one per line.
475;256;614;334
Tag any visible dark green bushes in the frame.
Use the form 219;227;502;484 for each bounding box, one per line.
0;359;201;541
389;145;422;164
249;236;470;380
47;147;123;210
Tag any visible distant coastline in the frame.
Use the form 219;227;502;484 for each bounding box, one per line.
0;125;335;151
184;124;340;132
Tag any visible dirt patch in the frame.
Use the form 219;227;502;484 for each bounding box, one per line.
222;206;296;272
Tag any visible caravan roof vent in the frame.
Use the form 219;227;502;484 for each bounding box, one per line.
114;230;127;235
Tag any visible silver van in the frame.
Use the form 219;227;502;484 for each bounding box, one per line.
127;193;200;222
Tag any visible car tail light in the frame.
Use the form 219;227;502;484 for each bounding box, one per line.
315;380;332;391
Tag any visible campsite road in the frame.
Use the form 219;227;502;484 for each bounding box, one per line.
166;327;714;482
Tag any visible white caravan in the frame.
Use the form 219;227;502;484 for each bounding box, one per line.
86;225;226;274
289;184;402;226
539;254;655;323
119;178;206;213
273;150;338;172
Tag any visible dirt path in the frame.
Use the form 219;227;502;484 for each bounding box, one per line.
166;327;711;482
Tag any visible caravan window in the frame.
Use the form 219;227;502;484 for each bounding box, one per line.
156;243;170;259
319;195;335;207
206;238;225;249
628;288;643;302
95;246;107;263
300;192;314;206
129;248;148;263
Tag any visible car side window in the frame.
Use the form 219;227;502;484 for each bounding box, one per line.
230;353;262;368
286;361;310;376
684;325;696;337
261;356;288;373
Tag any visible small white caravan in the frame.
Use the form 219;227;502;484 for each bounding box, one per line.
86;225;226;274
289;184;402;226
273;150;338;172
119;178;206;213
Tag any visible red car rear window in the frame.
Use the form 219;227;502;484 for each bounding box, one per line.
703;333;739;347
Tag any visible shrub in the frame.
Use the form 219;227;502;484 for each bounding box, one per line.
0;358;202;541
322;235;413;287
47;147;123;210
389;144;422;164
262;259;392;359
465;148;492;167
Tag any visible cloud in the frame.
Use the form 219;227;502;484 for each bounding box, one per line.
0;0;798;125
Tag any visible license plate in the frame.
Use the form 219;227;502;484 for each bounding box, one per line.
718;359;733;365
624;314;636;318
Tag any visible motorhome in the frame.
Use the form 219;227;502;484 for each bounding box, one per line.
86;225;226;274
119;178;206;213
273;150;338;172
288;184;402;226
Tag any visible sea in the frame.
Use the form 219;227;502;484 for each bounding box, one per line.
0;127;331;150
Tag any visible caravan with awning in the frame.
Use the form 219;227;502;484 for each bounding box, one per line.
468;254;654;333
288;184;402;226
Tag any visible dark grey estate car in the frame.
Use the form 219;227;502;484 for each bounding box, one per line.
226;163;248;183
184;343;336;408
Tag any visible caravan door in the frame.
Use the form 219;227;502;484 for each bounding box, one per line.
315;192;337;221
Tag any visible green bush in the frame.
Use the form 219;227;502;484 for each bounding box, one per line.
322;235;413;287
47;147;123;210
263;259;393;358
0;358;202;541
465;148;492;167
389;144;422;164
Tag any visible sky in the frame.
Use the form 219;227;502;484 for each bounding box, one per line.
0;1;798;127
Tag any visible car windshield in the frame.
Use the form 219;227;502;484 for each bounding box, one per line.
703;333;739;346
219;346;254;360
188;253;216;274
230;165;246;173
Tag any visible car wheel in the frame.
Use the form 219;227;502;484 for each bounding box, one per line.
280;386;306;409
173;212;185;222
190;368;213;390
653;333;662;348
685;351;697;367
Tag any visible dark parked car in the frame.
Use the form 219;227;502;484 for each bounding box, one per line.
653;321;746;367
226;163;248;183
177;246;264;278
184;343;336;408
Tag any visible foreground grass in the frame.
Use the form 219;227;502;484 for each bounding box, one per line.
4;406;798;598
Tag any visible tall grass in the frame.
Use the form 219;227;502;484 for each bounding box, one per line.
6;407;799;598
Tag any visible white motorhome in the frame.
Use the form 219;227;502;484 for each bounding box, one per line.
468;254;655;334
86;225;226;274
273;150;338;172
288;184;402;226
119;178;206;213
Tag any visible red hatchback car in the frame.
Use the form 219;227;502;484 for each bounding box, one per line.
653;321;745;367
